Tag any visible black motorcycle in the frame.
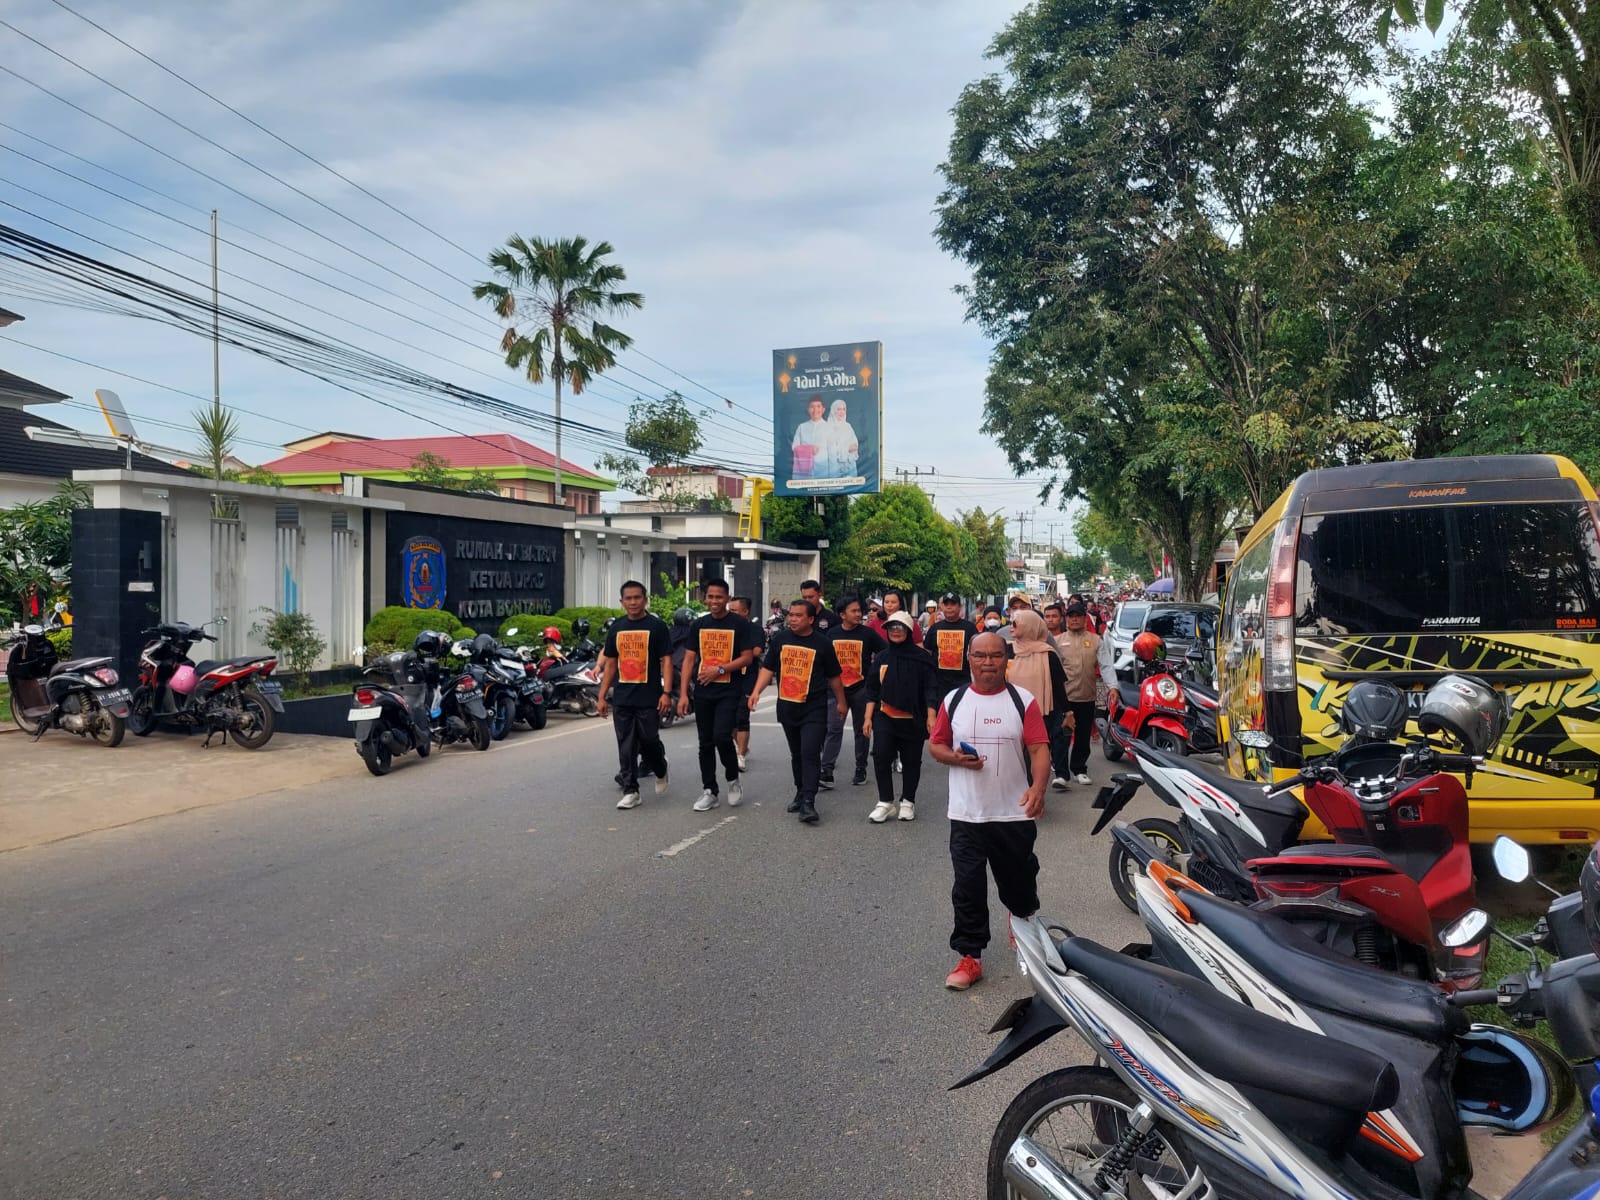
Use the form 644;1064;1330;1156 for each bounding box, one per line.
5;613;131;745
494;627;549;731
434;642;492;751
1178;646;1223;754
347;650;433;776
464;634;523;741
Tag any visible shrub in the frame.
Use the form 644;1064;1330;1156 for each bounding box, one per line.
554;605;624;630
362;606;475;661
249;608;326;691
499;615;570;648
46;627;71;659
648;573;705;623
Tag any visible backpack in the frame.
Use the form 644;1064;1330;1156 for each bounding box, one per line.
946;683;1033;783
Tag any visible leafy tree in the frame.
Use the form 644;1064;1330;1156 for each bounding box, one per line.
836;484;952;597
0;481;89;623
1049;551;1103;587
595;391;710;508
406;450;501;495
763;495;852;582
953;507;1011;599
1074;507;1158;579
473;235;643;504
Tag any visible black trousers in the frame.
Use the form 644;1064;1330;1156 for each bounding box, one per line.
693;687;742;793
1064;700;1096;774
1045;709;1069;779
949;819;1040;957
614;704;668;792
822;685;872;776
779;703;828;808
871;716;925;805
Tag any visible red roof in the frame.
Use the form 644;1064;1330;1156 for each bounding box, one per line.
261;433;603;481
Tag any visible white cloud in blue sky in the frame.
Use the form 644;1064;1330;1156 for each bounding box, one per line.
0;0;1079;535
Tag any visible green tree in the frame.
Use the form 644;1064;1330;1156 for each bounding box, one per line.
954;507;1011;599
763;495;852;582
0;481;88;623
406;450;501;495
836;484;952;597
1074;507;1158;578
473;235;643;505
595;391;708;508
1049;551;1103;587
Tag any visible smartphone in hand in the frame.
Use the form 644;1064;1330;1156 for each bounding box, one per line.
958;741;979;758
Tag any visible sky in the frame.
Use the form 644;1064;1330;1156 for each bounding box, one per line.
0;0;1092;546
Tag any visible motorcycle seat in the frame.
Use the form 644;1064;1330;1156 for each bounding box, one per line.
1115;681;1142;709
1058;936;1398;1152
1133;739;1306;820
49;656;115;676
1269;843;1394;865
1181;889;1458;1039
193;656;273;677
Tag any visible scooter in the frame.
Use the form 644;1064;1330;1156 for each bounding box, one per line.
126;619;282;748
530;644;601;717
1098;635;1189;759
494;627;548;731
431;642;492;751
463;634;521;741
1178;647;1222;754
4;609;131;745
347;650;432;776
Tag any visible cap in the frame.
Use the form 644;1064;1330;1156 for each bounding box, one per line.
1066;601;1088;617
885;611;916;632
940;591;960;604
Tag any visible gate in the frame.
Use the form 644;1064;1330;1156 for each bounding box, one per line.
210;516;245;658
330;518;361;664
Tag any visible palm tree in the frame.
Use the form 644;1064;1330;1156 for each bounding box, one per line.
472;236;644;505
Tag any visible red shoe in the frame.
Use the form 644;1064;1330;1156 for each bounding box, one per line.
945;955;983;990
1009;924;1017;951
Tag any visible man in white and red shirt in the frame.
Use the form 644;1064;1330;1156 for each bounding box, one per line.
929;631;1052;990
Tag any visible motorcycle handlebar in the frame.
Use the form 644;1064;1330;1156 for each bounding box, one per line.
1447;988;1500;1007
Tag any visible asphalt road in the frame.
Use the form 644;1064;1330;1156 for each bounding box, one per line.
0;704;1157;1199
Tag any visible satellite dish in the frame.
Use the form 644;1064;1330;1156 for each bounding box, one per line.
94;389;138;440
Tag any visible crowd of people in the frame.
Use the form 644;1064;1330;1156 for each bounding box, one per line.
593;578;1109;991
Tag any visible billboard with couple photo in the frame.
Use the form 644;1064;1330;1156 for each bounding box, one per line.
772;341;882;497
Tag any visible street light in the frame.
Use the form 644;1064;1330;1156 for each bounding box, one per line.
0;306;22;328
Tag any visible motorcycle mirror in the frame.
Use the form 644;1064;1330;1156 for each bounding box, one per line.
1492;835;1532;884
1439;908;1490;948
53;600;68;614
1236;729;1273;750
505;627;519;638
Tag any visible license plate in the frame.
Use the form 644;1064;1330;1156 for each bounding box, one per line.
258;680;282;692
100;688;132;704
348;707;382;721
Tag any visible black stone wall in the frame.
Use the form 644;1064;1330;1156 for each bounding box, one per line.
70;508;163;680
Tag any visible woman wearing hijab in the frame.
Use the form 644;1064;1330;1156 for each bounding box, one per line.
862;611;940;823
826;398;859;478
1005;610;1069;792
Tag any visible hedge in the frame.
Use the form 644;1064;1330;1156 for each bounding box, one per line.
554;606;623;630
362;606;476;659
499;615;571;648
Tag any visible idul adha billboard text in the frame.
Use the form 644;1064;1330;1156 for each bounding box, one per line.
772;342;882;497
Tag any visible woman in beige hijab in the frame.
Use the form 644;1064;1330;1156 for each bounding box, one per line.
1007;609;1071;790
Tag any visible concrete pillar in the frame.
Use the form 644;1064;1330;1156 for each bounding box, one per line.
70;507;163;682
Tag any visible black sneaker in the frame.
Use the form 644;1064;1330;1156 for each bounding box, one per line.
851;767;868;786
798;802;819;824
819;771;835;790
787;795;802;813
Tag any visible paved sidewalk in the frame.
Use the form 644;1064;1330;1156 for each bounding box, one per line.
0;728;365;852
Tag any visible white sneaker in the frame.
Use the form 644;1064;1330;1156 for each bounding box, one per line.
1051;776;1069;791
617;791;642;810
655;771;670;795
693;788;718;812
868;800;895;823
1075;772;1092;785
894;759;903;773
727;781;743;807
737;753;747;770
898;799;916;822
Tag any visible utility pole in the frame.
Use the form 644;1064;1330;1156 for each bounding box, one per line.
210;210;220;414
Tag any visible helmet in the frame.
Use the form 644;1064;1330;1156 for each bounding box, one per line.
1418;674;1508;757
572;618;591;638
1131;632;1166;663
1339;680;1409;743
414;629;451;657
542;626;562;643
673;607;694;627
471;633;498;658
1581;843;1600;959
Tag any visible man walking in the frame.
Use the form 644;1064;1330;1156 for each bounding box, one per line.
924;591;978;701
1058;601;1102;786
800;579;837;632
749;598;846;825
596;580;673;810
678;578;760;811
929;631;1052;989
729;594;762;769
821;595;886;788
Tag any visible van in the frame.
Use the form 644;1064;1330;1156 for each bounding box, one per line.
1217;454;1600;844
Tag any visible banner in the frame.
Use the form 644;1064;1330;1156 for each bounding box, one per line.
772;341;882;497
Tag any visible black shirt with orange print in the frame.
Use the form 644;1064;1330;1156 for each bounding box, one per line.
827;623;887;695
687;611;761;694
761;628;841;715
602;613;671;708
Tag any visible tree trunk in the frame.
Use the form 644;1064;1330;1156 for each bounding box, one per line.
553;374;564;506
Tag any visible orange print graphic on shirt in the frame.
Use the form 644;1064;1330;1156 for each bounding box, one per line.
936;629;966;672
616;629;651;684
778;644;816;702
698;627;735;683
833;639;863;687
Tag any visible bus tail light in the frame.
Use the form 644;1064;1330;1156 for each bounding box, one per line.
1264;515;1300;692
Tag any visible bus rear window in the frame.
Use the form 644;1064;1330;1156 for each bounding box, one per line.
1295;502;1600;635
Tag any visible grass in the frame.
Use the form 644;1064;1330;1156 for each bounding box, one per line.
0;682;9;725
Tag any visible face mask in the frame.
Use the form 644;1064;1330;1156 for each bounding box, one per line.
984;618;1001;630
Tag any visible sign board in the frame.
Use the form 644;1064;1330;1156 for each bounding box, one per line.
1025;572;1041;593
386;514;563;625
772;341;882;497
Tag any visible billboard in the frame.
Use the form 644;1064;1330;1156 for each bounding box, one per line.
772;341;882;497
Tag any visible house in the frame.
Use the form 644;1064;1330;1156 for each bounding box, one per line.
260;432;614;513
618;465;746;513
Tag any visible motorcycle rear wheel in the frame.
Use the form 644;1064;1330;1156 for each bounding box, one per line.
1100;719;1124;761
360;737;392;776
1108;817;1188;914
580;693;599;718
126;686;157;737
469;714;492;750
525;702;548;732
229;686;275;750
987;1066;1194;1200
89;705;126;748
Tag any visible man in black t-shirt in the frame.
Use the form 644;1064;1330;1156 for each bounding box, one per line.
728;595;762;769
925;591;980;703
821;596;887;788
749;599;846;825
597;580;674;810
800;579;838;632
677;578;760;812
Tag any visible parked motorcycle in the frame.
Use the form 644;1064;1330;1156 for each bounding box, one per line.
463;633;521;741
1098;631;1189;758
126;619;282;748
1177;646;1222;754
4;611;131;745
529;632;601;717
347;650;432;776
496;627;548;731
426;633;491;750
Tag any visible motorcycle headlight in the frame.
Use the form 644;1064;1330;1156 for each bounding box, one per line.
93;667;119;686
1156;677;1180;703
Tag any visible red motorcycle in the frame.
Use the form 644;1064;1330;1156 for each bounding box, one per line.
1099;631;1189;758
1239;674;1508;990
126;620;283;748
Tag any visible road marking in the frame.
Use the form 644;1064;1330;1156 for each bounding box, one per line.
655;814;737;858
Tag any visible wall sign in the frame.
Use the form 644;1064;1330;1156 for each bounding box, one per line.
387;514;563;623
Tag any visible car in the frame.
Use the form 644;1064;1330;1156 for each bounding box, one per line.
1138;602;1219;678
1106;600;1150;664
